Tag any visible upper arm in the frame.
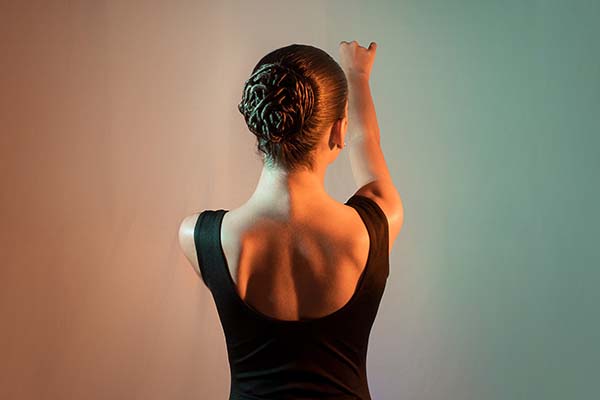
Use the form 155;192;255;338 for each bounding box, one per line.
348;135;393;191
178;213;202;278
354;180;404;253
348;136;404;250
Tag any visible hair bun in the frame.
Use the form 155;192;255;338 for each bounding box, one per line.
238;62;315;144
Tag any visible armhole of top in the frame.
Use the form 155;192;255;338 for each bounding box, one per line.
193;210;210;287
345;194;390;263
345;194;388;229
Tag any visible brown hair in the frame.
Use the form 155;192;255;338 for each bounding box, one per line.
238;44;348;172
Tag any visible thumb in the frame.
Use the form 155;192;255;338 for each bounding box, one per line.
368;42;377;52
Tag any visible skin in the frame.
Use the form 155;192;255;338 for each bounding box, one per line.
179;41;404;321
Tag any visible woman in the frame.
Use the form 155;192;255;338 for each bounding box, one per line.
179;41;404;399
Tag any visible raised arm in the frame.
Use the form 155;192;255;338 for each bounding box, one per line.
339;41;404;249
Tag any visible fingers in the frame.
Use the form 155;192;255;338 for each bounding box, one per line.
339;40;377;52
339;40;357;47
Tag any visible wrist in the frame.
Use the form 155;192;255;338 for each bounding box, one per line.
345;70;370;82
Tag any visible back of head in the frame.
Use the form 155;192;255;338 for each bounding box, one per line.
238;43;348;172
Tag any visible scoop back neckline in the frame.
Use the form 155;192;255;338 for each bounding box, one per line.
215;195;373;325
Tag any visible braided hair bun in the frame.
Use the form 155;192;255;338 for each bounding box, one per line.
238;62;315;144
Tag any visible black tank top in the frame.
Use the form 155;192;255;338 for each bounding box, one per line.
194;194;390;400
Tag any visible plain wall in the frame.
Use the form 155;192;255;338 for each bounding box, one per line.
1;1;598;399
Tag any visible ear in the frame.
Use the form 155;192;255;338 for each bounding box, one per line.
339;102;349;146
340;100;349;143
341;113;348;137
329;117;346;149
329;101;349;149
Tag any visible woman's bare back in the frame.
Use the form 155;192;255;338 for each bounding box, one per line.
217;199;371;322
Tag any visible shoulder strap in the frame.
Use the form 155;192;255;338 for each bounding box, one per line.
193;210;223;289
345;194;390;278
193;209;253;326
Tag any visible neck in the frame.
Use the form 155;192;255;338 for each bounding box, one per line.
248;163;330;210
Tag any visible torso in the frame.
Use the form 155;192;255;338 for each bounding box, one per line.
185;199;371;322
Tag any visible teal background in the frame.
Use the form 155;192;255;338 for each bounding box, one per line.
350;1;599;398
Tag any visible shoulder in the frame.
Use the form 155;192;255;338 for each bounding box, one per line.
352;180;405;252
178;212;203;276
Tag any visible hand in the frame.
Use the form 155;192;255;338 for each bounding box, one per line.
338;40;378;79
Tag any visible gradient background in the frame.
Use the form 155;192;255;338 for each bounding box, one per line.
1;1;598;399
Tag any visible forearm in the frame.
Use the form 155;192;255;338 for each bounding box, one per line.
346;73;394;188
346;73;381;145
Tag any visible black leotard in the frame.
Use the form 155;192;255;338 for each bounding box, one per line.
194;194;390;399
